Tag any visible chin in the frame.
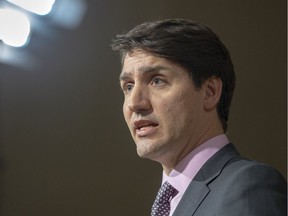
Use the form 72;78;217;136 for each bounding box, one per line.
136;147;151;158
135;140;166;162
135;141;155;158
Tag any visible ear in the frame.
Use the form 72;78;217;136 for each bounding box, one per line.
202;77;222;111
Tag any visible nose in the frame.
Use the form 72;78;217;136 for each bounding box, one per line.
127;84;151;113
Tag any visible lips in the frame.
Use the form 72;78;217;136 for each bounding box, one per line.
133;120;159;137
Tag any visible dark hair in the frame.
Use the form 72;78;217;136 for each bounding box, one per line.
111;18;235;132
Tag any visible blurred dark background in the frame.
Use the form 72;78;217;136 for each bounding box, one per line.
0;0;286;215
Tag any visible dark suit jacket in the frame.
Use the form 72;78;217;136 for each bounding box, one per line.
172;144;287;216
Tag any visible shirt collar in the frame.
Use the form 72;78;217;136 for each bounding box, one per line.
162;134;229;194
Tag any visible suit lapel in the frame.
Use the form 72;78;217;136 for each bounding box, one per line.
172;173;209;216
172;144;240;216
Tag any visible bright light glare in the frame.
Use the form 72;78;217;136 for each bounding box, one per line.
51;0;87;29
6;0;56;15
0;9;31;47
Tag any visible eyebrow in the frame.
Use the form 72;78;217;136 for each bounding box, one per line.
119;65;169;81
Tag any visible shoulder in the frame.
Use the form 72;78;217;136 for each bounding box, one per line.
221;156;286;187
204;143;286;185
206;151;287;215
184;144;287;215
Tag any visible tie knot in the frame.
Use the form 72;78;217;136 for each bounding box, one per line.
151;181;178;216
155;181;177;204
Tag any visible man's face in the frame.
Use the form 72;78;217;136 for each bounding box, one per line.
120;51;207;165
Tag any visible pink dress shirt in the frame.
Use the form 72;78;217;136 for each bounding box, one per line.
162;134;229;216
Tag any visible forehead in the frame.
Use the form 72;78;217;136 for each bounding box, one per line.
123;52;167;68
120;52;179;78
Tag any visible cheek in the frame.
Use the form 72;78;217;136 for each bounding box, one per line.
159;96;187;126
164;93;187;113
163;93;196;126
122;102;130;122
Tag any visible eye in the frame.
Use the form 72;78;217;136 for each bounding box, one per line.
122;83;134;94
151;77;165;86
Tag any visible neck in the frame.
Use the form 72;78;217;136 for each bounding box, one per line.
162;126;224;175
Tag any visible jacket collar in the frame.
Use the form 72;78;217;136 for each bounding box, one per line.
172;144;240;216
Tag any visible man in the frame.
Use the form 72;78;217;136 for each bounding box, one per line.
111;19;287;216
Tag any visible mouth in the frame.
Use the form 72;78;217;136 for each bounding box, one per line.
133;120;159;137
